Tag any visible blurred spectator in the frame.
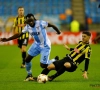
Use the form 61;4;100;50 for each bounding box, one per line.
59;13;66;23
59;13;67;30
0;18;5;32
5;17;15;32
70;20;80;32
65;9;73;23
59;8;73;30
87;18;92;24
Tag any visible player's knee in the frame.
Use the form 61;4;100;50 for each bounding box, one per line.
40;63;48;68
25;55;33;63
47;64;55;70
64;62;71;68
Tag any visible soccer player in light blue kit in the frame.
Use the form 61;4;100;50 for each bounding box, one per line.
0;13;61;81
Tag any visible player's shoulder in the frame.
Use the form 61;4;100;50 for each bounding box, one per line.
88;45;91;50
36;20;46;23
78;41;82;43
13;16;18;21
35;20;47;25
86;43;91;50
25;24;31;29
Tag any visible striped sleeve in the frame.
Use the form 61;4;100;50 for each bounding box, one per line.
85;47;91;59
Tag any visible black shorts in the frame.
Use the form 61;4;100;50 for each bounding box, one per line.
17;38;29;48
53;56;77;72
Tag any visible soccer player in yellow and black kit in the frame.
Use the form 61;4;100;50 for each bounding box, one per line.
12;6;29;68
41;31;92;81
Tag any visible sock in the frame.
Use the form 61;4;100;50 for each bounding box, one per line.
48;59;56;64
22;52;26;64
41;68;50;75
51;66;66;80
25;62;32;75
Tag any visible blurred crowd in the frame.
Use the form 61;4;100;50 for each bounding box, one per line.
0;0;100;32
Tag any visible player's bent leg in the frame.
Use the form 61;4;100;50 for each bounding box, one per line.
48;66;66;81
41;63;56;75
47;63;56;70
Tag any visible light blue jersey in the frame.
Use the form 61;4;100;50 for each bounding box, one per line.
22;20;51;47
22;20;53;64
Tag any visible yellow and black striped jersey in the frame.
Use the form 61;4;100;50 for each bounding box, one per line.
69;41;91;65
13;16;29;39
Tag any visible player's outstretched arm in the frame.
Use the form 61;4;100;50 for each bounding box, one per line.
48;23;61;34
0;32;23;42
64;44;70;51
82;58;89;79
64;44;74;51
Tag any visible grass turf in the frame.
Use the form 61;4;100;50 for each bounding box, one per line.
0;44;100;90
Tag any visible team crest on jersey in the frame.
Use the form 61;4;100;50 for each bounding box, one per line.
36;26;40;30
31;32;40;35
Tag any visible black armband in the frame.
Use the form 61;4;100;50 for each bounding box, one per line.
70;48;74;51
84;58;89;71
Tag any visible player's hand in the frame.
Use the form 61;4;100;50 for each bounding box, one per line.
0;38;8;42
57;31;61;34
82;71;88;79
74;48;79;53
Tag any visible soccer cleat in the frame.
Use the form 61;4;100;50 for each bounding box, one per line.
21;64;26;68
33;77;37;81
48;76;54;81
55;56;59;61
24;74;34;81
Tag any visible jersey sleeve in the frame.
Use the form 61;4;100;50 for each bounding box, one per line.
22;25;28;33
13;18;17;28
41;20;48;27
85;47;91;59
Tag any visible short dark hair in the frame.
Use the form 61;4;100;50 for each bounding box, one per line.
18;6;24;10
82;31;91;36
26;13;36;20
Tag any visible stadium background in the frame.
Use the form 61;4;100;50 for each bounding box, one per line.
0;0;100;45
0;0;100;90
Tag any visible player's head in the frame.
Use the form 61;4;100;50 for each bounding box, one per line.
82;31;91;43
25;13;36;27
18;6;24;17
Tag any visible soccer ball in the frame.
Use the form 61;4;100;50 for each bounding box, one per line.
37;74;48;83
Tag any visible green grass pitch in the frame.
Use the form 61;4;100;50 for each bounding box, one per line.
0;44;100;90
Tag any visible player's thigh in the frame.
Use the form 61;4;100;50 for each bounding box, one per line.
21;45;27;52
28;43;40;56
40;46;51;64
